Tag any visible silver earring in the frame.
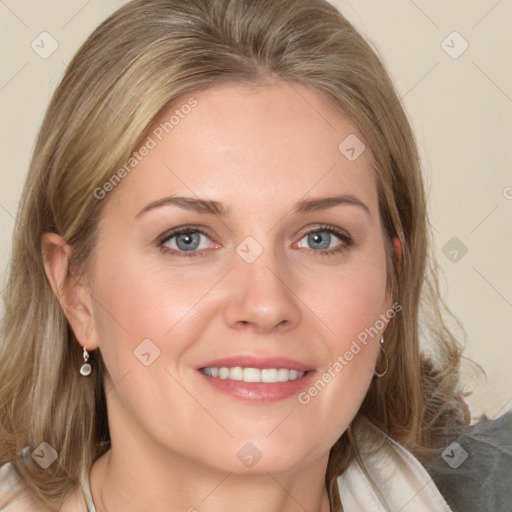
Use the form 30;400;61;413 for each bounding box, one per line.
80;347;92;376
374;335;389;378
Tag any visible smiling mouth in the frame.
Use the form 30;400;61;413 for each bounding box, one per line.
200;367;307;383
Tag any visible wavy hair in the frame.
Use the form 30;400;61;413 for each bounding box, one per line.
0;0;470;510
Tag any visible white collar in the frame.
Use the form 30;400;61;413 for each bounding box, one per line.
337;419;452;511
3;424;452;512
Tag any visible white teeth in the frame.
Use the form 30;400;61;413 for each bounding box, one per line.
201;367;306;383
243;368;260;382
230;367;243;381
261;369;278;383
277;368;290;382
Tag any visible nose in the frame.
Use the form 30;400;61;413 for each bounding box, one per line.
223;252;302;334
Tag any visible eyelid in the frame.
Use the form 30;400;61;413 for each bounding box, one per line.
301;223;348;234
157;225;220;257
295;224;351;242
157;225;213;244
156;223;353;257
293;224;353;252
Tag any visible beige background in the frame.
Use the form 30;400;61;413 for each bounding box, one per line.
0;1;510;421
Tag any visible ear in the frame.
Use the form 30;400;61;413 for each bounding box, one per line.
393;236;402;271
41;232;100;351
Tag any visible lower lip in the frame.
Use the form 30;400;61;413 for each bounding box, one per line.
198;371;316;402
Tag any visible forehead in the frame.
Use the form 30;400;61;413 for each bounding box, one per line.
102;80;378;219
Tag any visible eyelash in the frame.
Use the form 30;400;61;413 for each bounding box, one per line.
157;224;353;258
298;224;354;257
157;226;213;258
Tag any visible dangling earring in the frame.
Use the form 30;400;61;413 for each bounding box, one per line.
80;347;92;376
373;335;389;378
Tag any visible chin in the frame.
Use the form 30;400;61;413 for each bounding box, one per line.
197;438;322;477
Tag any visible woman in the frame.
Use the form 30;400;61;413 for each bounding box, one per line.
0;0;509;511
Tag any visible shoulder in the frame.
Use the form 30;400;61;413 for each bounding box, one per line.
0;461;38;511
423;409;512;512
338;417;454;511
0;460;90;512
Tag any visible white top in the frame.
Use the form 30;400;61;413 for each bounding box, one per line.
337;419;452;511
0;421;452;511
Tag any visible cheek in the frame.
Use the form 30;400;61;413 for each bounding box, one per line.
295;246;387;413
90;245;222;373
301;249;388;349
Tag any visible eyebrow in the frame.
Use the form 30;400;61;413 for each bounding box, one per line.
135;194;370;219
136;196;228;218
294;195;370;217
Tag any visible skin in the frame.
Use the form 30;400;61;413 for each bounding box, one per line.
43;80;400;512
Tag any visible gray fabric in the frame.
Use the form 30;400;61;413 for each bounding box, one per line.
423;410;512;512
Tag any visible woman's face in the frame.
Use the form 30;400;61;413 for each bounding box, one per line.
84;81;394;474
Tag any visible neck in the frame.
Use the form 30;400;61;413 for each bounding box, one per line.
89;377;334;512
89;438;332;512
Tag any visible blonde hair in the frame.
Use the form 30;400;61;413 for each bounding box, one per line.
0;0;470;510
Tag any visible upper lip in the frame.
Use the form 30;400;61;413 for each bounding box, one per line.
196;355;313;372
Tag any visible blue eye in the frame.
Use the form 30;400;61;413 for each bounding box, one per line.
160;228;214;255
158;225;352;258
297;228;351;253
304;231;332;249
